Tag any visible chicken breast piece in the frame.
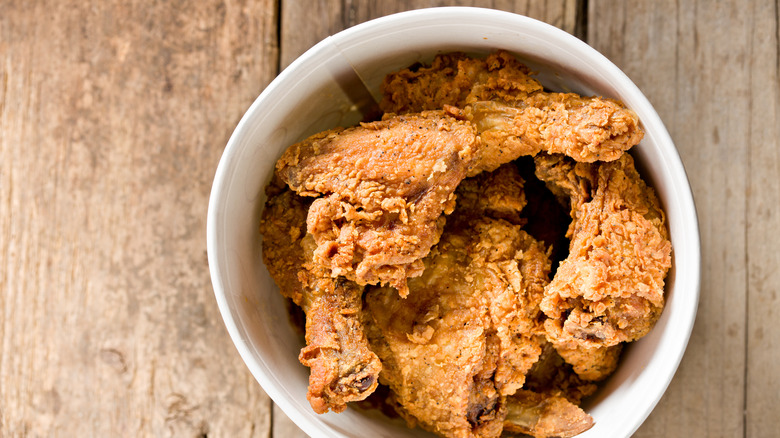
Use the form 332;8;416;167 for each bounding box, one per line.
364;166;553;438
276;110;480;296
258;182;381;414
534;153;672;350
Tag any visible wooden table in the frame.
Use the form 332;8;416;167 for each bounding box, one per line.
2;1;778;436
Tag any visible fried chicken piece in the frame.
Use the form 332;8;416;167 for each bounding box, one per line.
450;96;642;173
445;165;552;396
366;266;506;438
381;51;544;113
297;248;382;414
534;153;672;350
382;51;643;171
523;341;598;406
258;176;312;306
503;390;594;438
470;219;551;397
502;342;599;436
452;163;527;226
551;341;622;382
276;110;480;296
364;167;552;438
258;182;381;414
525;155;623;380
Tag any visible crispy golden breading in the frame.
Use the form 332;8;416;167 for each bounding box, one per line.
364;166;552;438
452;163;527;226
381;51;544;113
276;110;479;296
551;341;623;382
382;51;643;172
523;341;599;406
259;184;381;414
503;390;594;438
258;177;311;306
365;230;507;438
535;153;672;350
296;251;382;414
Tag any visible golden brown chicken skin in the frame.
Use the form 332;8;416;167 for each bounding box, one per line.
452;165;551;396
503;390;594;438
258;181;381;414
365;230;507;438
534;153;672;351
523;340;598;406
296;248;382;415
364;166;553;438
502;340;598;437
276;110;480;297
382;51;643;172
381;51;544;114
258;177;311;306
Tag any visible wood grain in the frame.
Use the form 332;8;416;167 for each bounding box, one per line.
744;1;780;436
1;0;278;435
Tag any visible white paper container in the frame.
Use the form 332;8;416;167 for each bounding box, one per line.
207;7;701;438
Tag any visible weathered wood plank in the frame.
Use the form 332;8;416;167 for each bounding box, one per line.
588;1;752;436
745;1;780;436
0;0;278;435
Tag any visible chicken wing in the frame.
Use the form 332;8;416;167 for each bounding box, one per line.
258;181;381;414
382;50;643;171
276;110;480;296
296;249;382;414
534;153;672;350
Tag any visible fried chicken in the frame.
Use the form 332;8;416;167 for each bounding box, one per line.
452;165;551;396
523;341;599;405
364;166;553;438
382;51;643;172
258;177;311;306
276;110;480;296
503;390;594;438
381;51;544;113
259;49;672;436
534;153;672;351
365;239;507;438
296;250;382;414
551;341;622;382
502;341;597;437
258;181;381;414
